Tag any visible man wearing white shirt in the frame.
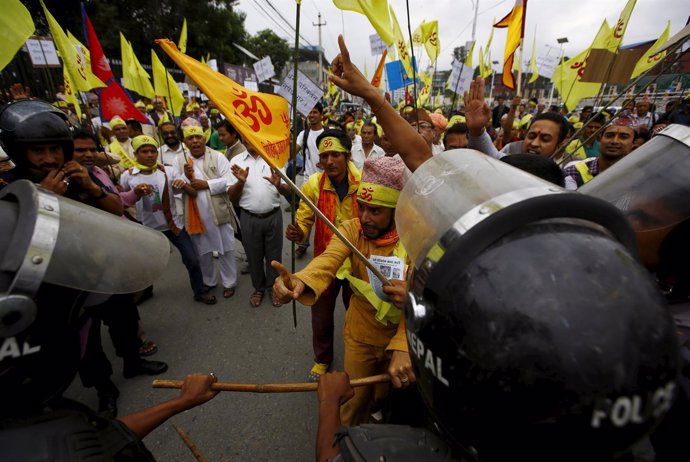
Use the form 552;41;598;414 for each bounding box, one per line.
294;103;325;258
173;126;238;299
350;122;384;170
228;143;291;307
158;122;187;213
120;135;215;304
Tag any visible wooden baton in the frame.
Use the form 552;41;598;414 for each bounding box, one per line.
172;423;207;462
152;374;391;393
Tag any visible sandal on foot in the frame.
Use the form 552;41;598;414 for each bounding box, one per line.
138;339;158;357
223;287;236;298
194;294;217;305
307;362;330;382
203;285;216;293
249;290;264;307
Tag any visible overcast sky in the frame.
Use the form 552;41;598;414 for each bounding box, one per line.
237;0;687;75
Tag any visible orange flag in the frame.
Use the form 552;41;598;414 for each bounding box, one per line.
494;0;528;90
157;39;291;169
370;49;388;88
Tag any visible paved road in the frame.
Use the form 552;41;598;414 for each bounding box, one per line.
66;206;346;461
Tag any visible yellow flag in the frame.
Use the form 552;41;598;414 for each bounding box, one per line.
631;20;670;78
604;0;636;51
528;34;539;84
40;0;104;92
422;21;441;64
494;0;527;89
67;31;90;69
121;33;155;99
333;0;395;45
412;20;426;45
553;20;610;111
481;20;495;78
178;18;187;54
390;6;414;79
62;67;82;121
333;91;341;107
465;40;475;68
151;49;185;117
158;39;291;169
1;0;34;72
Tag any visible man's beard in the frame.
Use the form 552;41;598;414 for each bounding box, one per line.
164;137;179;147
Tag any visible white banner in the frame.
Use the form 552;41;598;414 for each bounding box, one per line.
277;70;322;117
207;59;218;72
244;80;259;92
448;60;474;95
253;56;275;83
369;33;387;56
26;38;60;67
536;55;559;79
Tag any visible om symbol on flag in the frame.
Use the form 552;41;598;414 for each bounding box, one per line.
231;88;272;132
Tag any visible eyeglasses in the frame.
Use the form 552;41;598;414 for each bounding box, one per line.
411;122;433;130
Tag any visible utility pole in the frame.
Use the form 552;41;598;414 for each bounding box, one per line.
471;0;480;43
313;12;327;87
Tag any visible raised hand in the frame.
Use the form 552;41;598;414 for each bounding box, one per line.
329;35;376;101
231;164;249;183
463;77;492;136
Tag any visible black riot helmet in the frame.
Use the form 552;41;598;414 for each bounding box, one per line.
397;150;680;461
0;181;170;416
0;99;74;171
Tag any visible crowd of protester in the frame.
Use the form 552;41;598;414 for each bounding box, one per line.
1;65;689;460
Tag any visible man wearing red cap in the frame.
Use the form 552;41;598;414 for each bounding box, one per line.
563;116;637;189
272;155;414;426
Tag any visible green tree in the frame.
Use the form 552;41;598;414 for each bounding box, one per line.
245;29;291;77
25;0;249;66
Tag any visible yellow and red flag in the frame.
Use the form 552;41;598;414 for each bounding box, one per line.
494;0;528;89
604;0;636;52
552;20;611;111
158;39;291;169
390;6;415;79
631;21;670;78
40;0;104;92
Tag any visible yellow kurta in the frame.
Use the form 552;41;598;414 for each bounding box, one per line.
295;163;360;247
296;218;409;424
296;218;409;353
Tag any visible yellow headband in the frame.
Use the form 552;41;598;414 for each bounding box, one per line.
132;135;159;151
183;126;204;139
318;136;349;154
358;183;400;208
110;117;126;128
346;122;354;129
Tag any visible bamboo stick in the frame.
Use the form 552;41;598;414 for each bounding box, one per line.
153;374;391;393
172;422;207;462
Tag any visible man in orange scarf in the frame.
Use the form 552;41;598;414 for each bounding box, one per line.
273;155;414;426
285;129;360;382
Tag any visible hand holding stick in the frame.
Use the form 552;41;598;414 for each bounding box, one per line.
152;374;390;393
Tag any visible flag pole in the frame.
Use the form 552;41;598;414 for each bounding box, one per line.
516;38;524;97
288;0;303;329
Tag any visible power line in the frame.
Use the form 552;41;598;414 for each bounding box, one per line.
263;0;314;46
248;1;297;41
